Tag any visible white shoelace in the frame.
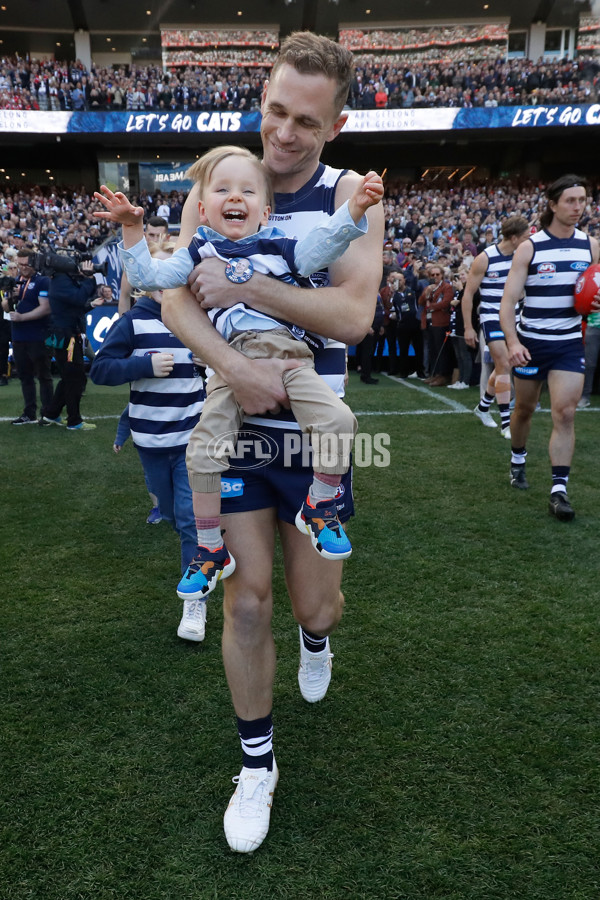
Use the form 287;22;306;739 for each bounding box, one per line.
232;771;271;817
184;600;205;623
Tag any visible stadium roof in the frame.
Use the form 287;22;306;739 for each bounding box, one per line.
0;0;593;59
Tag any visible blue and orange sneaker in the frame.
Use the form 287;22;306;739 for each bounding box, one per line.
295;496;352;560
177;544;236;601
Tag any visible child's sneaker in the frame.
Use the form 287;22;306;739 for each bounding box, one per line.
295;496;352;560
177;544;236;600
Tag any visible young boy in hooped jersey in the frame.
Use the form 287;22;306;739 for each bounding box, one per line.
90;243;207;642
94;147;383;599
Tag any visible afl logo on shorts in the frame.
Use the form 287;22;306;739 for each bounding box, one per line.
334;484;345;500
537;262;556;280
207;430;279;469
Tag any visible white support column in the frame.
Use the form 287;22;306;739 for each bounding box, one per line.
528;23;546;61
74;29;92;70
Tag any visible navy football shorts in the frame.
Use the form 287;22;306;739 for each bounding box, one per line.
513;335;585;380
219;424;354;525
482;319;505;344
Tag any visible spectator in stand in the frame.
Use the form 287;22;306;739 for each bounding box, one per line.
390;270;423;378
419;263;453;385
374;82;388;108
447;266;476;389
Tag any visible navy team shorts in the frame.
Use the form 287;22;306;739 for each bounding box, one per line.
482;319;505;344
513;335;585;380
219;424;354;525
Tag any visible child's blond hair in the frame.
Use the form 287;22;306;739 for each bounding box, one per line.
186;146;274;210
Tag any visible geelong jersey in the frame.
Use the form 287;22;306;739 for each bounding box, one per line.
518;227;592;342
90;296;205;451
248;162;349;430
478;243;513;325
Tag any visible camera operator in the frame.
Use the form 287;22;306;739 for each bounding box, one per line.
1;247;54;424
41;257;98;430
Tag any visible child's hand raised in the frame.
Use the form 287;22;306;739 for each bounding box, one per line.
93;185;144;227
348;170;384;224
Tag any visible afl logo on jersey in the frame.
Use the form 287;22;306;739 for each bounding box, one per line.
488;271;500;279
537;262;556;280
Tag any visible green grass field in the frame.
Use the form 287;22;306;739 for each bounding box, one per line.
1;373;599;900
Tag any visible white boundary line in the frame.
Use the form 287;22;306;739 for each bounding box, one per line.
352;374;600;416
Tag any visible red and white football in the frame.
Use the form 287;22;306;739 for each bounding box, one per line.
574;264;600;316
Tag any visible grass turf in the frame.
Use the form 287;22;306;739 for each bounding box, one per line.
1;374;599;900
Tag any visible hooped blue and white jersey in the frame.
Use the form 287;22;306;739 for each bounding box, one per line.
90;296;204;452
479;243;513;325
518;227;592;342
247;162;349;430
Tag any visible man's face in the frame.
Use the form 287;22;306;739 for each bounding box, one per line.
17;256;34;278
260;63;347;191
550;186;587;229
146;223;168;243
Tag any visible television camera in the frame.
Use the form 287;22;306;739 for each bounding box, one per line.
31;247;109;280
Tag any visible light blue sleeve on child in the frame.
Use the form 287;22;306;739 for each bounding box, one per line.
293;200;368;278
118;237;194;291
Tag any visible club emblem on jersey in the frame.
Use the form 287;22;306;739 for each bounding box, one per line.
537;262;556;280
225;258;254;284
290;325;306;340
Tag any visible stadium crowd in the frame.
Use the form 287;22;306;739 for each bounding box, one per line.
1;52;599;112
3;176;600;265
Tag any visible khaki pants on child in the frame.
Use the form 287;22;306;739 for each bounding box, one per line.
186;329;357;492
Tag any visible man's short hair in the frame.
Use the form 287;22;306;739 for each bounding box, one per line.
146;215;169;232
272;31;354;116
500;215;530;240
16;247;35;265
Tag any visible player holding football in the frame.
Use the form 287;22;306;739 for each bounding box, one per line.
499;174;600;521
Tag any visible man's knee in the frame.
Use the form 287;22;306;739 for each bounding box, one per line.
551;402;576;429
295;589;345;637
223;580;273;638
